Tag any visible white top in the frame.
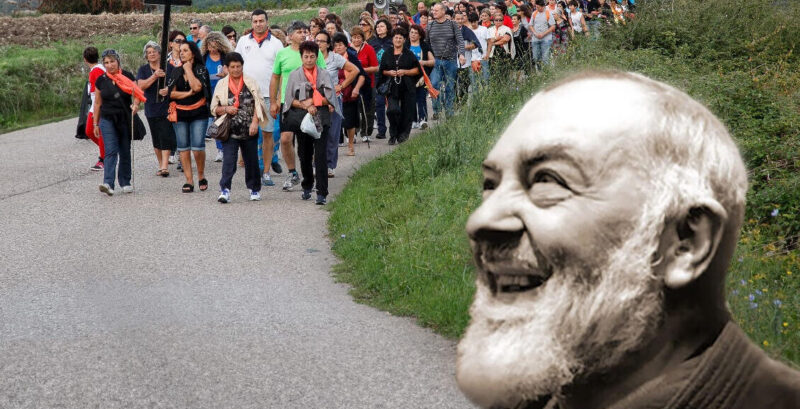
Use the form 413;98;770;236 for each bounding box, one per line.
235;31;284;97
570;10;584;32
488;25;515;59
471;25;489;60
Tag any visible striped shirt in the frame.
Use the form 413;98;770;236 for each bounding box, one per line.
427;19;465;60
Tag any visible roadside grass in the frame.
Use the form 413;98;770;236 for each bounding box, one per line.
0;4;353;134
329;0;800;365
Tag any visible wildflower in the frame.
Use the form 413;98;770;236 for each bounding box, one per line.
771;208;779;217
740;279;747;286
773;299;782;307
763;340;769;346
755;289;763;296
748;294;755;301
784;322;789;327
788;271;793;276
731;289;739;296
340;234;346;238
738;257;744;263
749;302;758;309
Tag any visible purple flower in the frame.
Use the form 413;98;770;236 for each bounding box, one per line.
738;257;744;263
740;279;747;286
771;208;779;217
732;289;739;296
755;289;763;296
749;302;759;309
773;299;782;307
748;294;755;301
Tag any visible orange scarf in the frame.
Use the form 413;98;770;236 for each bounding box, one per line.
302;66;324;107
107;70;147;103
252;30;270;45
228;76;243;108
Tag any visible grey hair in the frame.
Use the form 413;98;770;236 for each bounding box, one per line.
143;40;161;58
200;25;212;35
100;49;121;64
287;20;309;34
547;70;748;229
190;18;203;25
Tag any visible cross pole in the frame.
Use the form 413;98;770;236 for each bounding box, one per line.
144;0;192;101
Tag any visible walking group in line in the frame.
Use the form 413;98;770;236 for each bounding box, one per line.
80;0;634;204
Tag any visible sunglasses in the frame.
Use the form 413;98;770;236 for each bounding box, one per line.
173;38;186;43
359;22;370;26
190;26;199;30
226;34;236;39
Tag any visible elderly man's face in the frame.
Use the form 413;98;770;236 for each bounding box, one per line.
457;79;666;408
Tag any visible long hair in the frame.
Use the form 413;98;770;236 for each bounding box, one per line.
181;40;203;65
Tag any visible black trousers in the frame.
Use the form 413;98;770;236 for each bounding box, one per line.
387;89;416;141
296;126;329;197
219;137;260;192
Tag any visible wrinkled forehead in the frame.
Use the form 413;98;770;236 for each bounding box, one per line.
487;78;657;169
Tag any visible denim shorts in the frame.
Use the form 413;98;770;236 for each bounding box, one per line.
174;118;207;152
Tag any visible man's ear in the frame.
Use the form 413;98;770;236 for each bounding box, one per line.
659;201;728;289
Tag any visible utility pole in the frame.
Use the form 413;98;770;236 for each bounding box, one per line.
144;0;192;101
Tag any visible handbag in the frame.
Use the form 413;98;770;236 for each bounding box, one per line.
282;106;306;133
132;114;147;140
377;80;390;96
206;114;231;142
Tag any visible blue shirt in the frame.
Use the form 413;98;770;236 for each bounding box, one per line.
205;54;224;92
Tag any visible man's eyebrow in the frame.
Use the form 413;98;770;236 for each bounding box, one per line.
520;145;588;182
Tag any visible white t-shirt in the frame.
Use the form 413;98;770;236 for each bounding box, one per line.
235;31;284;97
470;25;489;60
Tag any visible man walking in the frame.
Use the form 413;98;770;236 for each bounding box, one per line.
236;9;284;187
428;3;466;119
269;21;326;191
530;0;556;71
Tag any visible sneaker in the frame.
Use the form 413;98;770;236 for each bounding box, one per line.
262;173;275;186
218;188;230;203
282;172;298;191
168;155;177;164
315;194;327;205
271;161;283;174
411;121;419;129
90;160;104;171
177;162;183;171
419;120;428;130
99;183;114;196
249;190;261;201
214;151;223;162
432;112;439;121
361;135;370;142
338;141;346;147
121;185;134;194
301;189;312;200
327;168;335;178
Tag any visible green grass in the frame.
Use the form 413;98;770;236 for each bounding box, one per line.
0;4;356;133
329;0;800;365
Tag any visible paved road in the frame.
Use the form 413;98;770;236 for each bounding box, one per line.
0;117;474;409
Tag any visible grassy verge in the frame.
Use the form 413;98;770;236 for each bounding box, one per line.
0;4;356;134
329;0;800;365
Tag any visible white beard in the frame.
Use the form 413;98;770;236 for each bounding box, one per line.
456;214;665;409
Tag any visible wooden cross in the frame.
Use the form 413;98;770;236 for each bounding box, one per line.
144;0;192;100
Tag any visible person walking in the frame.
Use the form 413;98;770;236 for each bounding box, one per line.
427;3;466;119
269;21;326;192
136;41;175;177
367;18;393;139
530;0;556;71
283;41;339;205
333;33;366;156
92;49;146;196
379;28;420;145
201;31;232;163
408;25;434;130
167;40;212;193
350;25;379;141
210;52;268;203
82;46;106;171
235;9;285;187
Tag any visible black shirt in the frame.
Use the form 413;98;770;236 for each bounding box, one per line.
167;64;211;121
378;47;420;96
136;64;173;118
95;70;136;117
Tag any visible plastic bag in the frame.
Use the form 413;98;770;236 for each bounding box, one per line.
301;112;321;139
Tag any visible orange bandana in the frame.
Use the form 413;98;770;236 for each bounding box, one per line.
252;30;270;45
107;71;147;103
228;76;244;108
302;66;324;107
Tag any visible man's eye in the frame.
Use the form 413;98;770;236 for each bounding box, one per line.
483;179;497;191
532;171;565;186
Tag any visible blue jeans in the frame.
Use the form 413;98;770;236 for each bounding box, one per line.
98;118;131;189
430;58;458;117
374;92;387;136
174;118;207;151
531;37;553;66
328;109;343;169
257;122;280;173
415;87;428;122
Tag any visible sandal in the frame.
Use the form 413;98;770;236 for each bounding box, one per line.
156;169;164;176
198;178;208;191
161;169;169;177
182;183;194;193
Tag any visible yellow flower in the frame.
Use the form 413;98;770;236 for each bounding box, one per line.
784;322;789;327
788;271;793;276
763;340;769;346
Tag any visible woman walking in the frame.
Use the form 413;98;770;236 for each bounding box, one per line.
210;52;269;203
137;41;176;177
168;41;212;193
92;49;146;195
367;19;393;140
283;41;339;205
201;31;232;163
333;33;366;156
408;24;434;129
378;27;419;145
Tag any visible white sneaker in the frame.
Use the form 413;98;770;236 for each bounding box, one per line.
99;183;114;196
338;141;345;147
361;135;370;142
218;188;230;203
249;190;261;201
121;185;134;194
419;120;428;130
327;168;335;178
411;121;419;129
168;155;177;164
214;151;223;162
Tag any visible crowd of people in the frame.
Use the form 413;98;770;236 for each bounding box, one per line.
82;0;634;203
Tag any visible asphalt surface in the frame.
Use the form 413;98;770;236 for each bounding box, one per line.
0;117;474;409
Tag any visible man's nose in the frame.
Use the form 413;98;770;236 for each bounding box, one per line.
466;195;525;244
